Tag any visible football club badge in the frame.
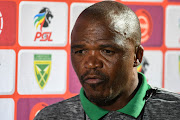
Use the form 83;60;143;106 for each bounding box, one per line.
136;9;153;43
0;11;3;35
34;54;51;89
34;7;53;41
137;57;149;74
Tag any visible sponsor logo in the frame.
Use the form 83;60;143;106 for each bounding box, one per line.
136;9;153;43
34;54;51;89
137;57;149;74
0;1;16;46
29;102;48;120
0;11;3;35
34;7;53;41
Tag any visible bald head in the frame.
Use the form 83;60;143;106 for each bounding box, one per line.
72;1;141;46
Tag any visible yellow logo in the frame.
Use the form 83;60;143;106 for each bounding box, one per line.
34;54;51;89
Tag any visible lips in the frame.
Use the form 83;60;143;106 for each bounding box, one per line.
85;78;104;84
84;75;104;84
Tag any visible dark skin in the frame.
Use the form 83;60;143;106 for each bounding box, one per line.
71;10;143;111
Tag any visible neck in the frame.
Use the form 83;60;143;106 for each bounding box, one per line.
96;71;139;111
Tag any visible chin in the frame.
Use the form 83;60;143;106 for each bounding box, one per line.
89;96;110;106
87;92;119;106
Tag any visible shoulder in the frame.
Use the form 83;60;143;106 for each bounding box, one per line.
149;87;180;103
34;95;84;120
144;87;180;119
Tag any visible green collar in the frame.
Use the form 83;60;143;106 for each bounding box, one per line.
80;72;151;120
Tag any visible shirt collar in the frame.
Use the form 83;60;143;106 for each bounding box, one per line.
80;72;151;120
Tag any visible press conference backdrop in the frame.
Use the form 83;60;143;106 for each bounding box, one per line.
0;0;179;119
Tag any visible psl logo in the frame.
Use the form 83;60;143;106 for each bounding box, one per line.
0;11;3;34
34;7;53;41
137;57;149;74
29;102;48;120
34;54;51;89
136;9;153;43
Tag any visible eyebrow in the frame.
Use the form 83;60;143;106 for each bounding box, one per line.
71;45;85;49
71;43;123;51
99;44;121;51
99;44;116;48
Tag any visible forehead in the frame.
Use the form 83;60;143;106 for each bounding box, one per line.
71;17;128;47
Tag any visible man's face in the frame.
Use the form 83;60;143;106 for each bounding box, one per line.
71;17;136;105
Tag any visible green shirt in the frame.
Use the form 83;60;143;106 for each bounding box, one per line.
80;72;151;120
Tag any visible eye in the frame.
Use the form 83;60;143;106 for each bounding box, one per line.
74;50;87;54
101;49;115;56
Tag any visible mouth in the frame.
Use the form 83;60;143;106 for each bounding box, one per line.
84;76;104;84
85;78;104;84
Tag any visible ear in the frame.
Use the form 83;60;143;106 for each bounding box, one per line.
133;45;144;67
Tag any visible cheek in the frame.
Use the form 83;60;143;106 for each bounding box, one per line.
108;55;134;84
105;59;123;85
71;56;83;76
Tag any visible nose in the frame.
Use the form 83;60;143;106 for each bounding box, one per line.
84;51;103;69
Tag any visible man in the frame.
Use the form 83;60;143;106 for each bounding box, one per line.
35;1;180;120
